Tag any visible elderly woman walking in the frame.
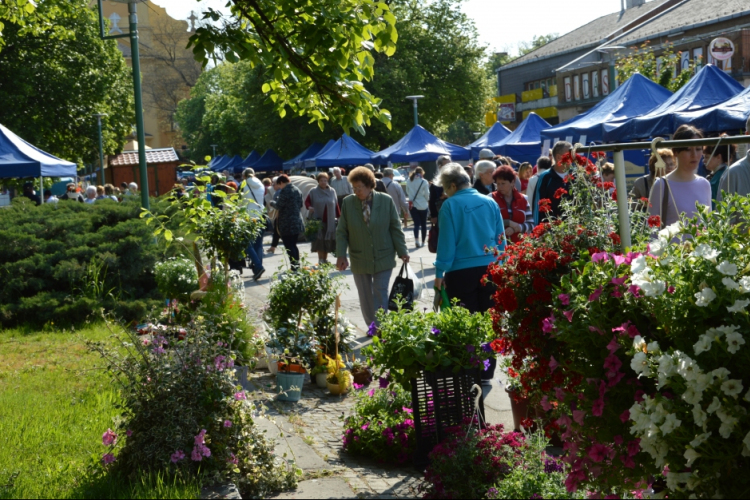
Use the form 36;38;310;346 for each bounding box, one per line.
305;172;340;265
271;175;305;270
336;167;409;327
433;163;505;383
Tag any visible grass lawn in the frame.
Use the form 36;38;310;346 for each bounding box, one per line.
0;324;201;499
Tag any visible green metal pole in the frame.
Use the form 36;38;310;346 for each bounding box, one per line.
128;1;150;209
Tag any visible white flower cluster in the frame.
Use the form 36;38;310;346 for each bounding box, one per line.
629;255;667;297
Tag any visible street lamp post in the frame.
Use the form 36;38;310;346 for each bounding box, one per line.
94;113;108;185
405;95;424;127
211;144;218;159
96;0;150;210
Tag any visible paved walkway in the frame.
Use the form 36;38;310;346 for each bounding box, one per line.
239;231;515;498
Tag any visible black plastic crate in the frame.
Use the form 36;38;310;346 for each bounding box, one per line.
410;367;485;468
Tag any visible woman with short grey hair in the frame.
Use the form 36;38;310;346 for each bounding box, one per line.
472;160;497;196
84;185;98;204
433;163;505;384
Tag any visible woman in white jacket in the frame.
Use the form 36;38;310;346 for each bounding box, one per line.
406;167;430;248
240;168;267;280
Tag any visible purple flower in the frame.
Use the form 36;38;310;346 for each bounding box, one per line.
544;457;564;474
379;377;390;389
353;382;364;390
558;294;570;306
465;345;476;353
483;359;491;372
102;453;116;466
367;322;378;337
171;450;185;463
487;487;498;497
431;327;441;336
223;420;232;428
234;392;247;401
480;342;493;353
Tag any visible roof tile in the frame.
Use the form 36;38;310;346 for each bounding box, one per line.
110;148;180;166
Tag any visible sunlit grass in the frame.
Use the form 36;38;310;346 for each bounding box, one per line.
0;325;201;499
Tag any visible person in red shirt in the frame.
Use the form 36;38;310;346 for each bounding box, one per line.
491;166;534;243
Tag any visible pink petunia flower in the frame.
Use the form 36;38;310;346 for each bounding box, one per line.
628;285;641;297
234;392;247;401
171;450;185;463
563;310;574;322
592;398;605;417
541;396;552;412
620;410;631;423
223;420;232;428
606;336;621;354
126;430;133;437
572;410;586;425
542;314;556;334
628;439;641;457
589;326;605;335
588;443;610;463
558;294;570;306
592;252;610;263
613;255;627;267
402;407;413;414
611;276;627;286
549;356;559;373
102;453;116;465
102;429;117;447
588;287;604;302
603;354;623;375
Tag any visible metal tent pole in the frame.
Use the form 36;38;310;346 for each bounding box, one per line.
612;150;630;249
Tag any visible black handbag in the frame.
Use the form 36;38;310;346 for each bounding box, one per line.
388;263;415;311
427;224;439;253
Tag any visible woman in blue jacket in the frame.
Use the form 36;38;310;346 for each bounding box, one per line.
433;163;506;382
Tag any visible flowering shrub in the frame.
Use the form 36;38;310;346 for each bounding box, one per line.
341;384;415;464
87;318;298;497
486;431;586;500
419;423;525;499
542;196;750;497
363;303;494;389
154;257;199;303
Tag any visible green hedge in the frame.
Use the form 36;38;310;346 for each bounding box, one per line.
0;197;162;328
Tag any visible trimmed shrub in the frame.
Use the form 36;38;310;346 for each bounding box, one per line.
0;197;161;327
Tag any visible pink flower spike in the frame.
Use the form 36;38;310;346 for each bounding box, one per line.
572;410;585;426
558;294;570;306
102;429;117;447
588;443;610;463
549;356;559;373
613;254;627;267
588;287;603;302
591;252;609;263
541;396;552;412
563;310;574;322
102;453;116;465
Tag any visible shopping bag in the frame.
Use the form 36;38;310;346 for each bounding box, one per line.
406;263;424;300
388;263;415;311
427;224;439;253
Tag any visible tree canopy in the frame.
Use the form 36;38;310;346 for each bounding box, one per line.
0;0;134;166
188;0;399;135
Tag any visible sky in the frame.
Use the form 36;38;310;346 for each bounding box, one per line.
150;0;636;57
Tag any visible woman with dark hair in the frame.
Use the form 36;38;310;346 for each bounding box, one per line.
704;135;736;207
270;175;305;270
336;167;408;327
491;165;534;243
648;125;711;228
305;172;340;265
407;167;430;248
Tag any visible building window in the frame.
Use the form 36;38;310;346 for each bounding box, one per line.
564;77;572;102
573;75;581;100
592;71;599;98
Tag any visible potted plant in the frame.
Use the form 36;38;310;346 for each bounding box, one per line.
349;359;372;386
310;364;328;388
267;322;318;402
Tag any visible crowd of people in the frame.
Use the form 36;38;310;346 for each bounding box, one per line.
22;181;140;206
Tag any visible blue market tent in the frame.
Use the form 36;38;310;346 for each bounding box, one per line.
541;74;673;145
282;142;325;171
673;84;750;134
211;155;239;172
249;149;285;173
209;155;227;169
603;65;744;142
234;151;261;174
222;155;244;173
0;123;77;178
303;140;336;169
305;135;377;168
468;122;512;159
372;125;470;164
491;113;551;165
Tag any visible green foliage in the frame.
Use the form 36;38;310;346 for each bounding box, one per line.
154;258;199;304
0;324;201;499
87;319;298;498
0;0;134;166
518;33;559;57
364;303;495;390
616;41;697;93
188;0;398;134
341;385;416;464
0;198;161;329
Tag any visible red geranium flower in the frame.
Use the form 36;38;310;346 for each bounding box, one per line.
554;188;568;199
538;199;552;213
609;232;621;245
648;215;661;228
612;189;618;201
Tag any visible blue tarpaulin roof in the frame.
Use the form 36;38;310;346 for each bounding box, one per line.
283;142;325;171
373;125;470;163
235;151;261;174
603;65;744;142
303;140;336;169
673;84;750;134
222;155;244;173
0;123;77;178
305;135;377;168
209;155;226;169
211;155;240;172
542;74;673;144
492;113;551;165
469;122;512;158
249;149;285;172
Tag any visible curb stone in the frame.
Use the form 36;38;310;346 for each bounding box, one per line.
201;483;241;500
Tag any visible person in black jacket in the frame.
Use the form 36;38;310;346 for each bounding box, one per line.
473;160;497;196
364;164;388;194
534;141;573;222
270;175;305;270
429;155;452;225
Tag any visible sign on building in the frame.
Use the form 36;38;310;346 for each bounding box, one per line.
564;77;572;102
573;75;581;100
709;37;735;61
601;70;609;96
498;103;516;122
582;73;590;99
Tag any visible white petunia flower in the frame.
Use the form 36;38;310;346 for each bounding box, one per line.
744;390;750;403
650;238;668;257
676;355;699;381
723;277;740;290
721;379;744;399
710;367;731;382
682;387;703;406
725;331;746;354
706;397;722;414
744;431;750;454
740;276;750;294
694;287;717;307
716;261;739;276
640;280;667;297
692;405;708;428
693;334;713;355
727;299;750;314
719;416;739;439
689;432;711;449
659;222;683;240
704;248;720;263
660;413;681;435
693;373;711;393
684;448;701;467
631;352;650;376
647;341;661;353
633;335;646;351
630;255;648;275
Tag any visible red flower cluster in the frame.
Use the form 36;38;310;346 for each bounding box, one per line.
538;198;552;213
554;188;568;199
608;232;621;245
647;215;661;228
592;151;607;159
612;188;618;202
596;181;615;190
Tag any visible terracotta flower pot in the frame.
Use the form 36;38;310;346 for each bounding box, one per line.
277;362;305;374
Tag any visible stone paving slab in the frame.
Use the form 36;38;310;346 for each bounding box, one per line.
267;478;354;499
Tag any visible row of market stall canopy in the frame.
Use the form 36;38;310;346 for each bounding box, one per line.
212;64;750;174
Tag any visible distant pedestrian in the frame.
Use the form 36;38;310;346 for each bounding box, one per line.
704;136;735;207
718;116;750;205
330;167;354;206
518;163;533;194
240;168;267;280
649;125;711;228
84;186;98;204
406;167;430;248
382;167;409;224
60;183;84;202
104;184;119;202
473;160;497;196
526;156;551;209
336;167;408;327
429;155;452;225
601;163;615;185
364;163;388;194
271;175;304;270
265;177;281;255
96;185;106;200
533;141;573;223
43;189;59;204
433;163;505;383
305;172;340;265
23;183;41;206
